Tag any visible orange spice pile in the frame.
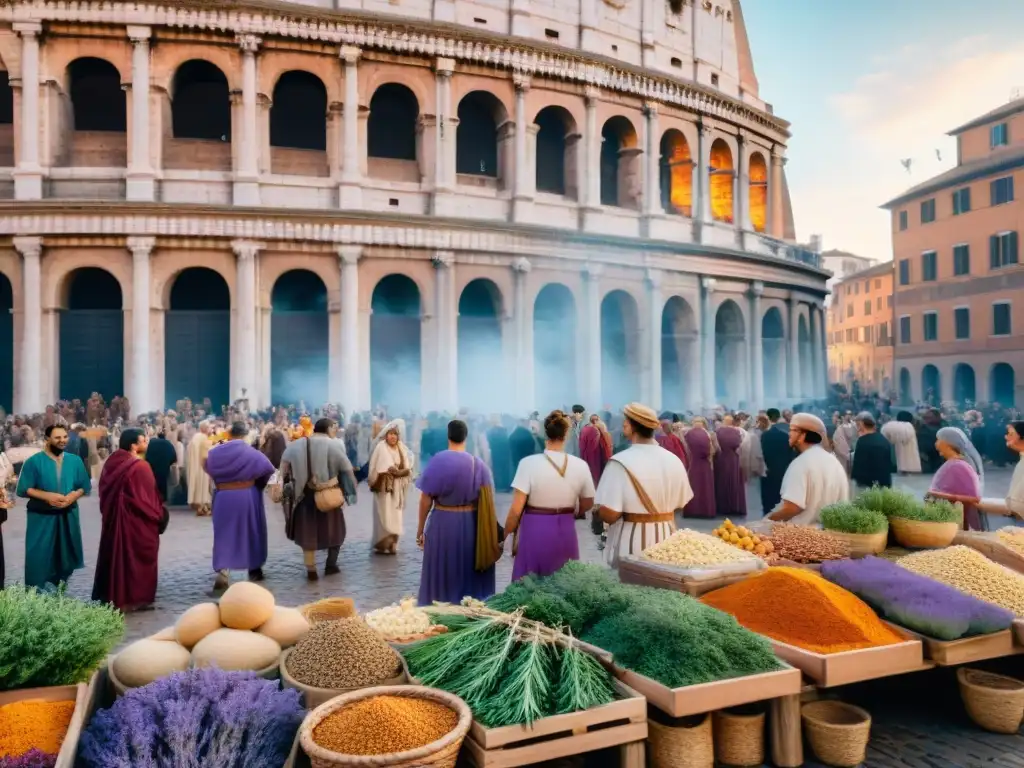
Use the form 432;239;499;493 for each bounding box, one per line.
0;698;75;758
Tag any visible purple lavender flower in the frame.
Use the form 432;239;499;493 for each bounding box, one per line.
821;556;1014;640
0;750;56;768
78;667;304;768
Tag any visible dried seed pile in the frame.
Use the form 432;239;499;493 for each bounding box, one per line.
286;618;401;689
769;524;849;563
312;695;458;755
897;545;1024;617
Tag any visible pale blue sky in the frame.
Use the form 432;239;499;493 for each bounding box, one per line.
742;0;1024;261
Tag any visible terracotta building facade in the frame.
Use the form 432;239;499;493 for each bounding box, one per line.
884;98;1024;409
0;0;827;416
826;261;894;394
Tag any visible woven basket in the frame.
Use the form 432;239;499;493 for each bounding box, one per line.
280;648;407;709
826;530;888;557
713;708;765;766
299;598;357;625
957;668;1024;734
648;713;713;768
890;518;958;549
801;700;871;768
299;685;471;768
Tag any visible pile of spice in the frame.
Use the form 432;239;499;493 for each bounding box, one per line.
311;695;457;756
0;699;75;766
897;546;1024;617
768;524;849;563
821;556;1013;641
701;567;905;654
642;528;763;567
996;527;1024;556
286;618;402;690
0;748;57;768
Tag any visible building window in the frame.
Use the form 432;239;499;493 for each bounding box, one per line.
953;244;970;276
923;312;938;342
898;211;908;231
879;321;889;343
847;304;853;318
863;280;870;293
854;283;860;295
991;122;1009;148
952;187;971;215
954;307;970;340
846;328;854;343
993;302;1012;336
864;300;871;315
874;279;881;290
922;250;938;281
920;198;936;224
991;176;1015;206
990;231;1019;268
899;315;911;344
899;259;910;285
876;297;882;310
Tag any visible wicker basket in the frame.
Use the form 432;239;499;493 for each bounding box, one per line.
801;700;871;768
648;713;713;768
299;598;357;625
713;708;765;766
825;530;888;557
957;668;1024;734
299;685;471;768
280;648;407;709
890;518;958;548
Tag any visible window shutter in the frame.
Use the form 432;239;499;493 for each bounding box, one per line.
1010;231;1019;265
990;234;1000;268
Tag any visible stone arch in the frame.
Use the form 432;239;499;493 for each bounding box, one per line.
368;83;420;162
715;298;746;404
67;57;126;132
921;364;941;405
361;62;433;118
899;367;912;404
59;268;124;403
749;151;768;232
456;90;508;180
659;129;692;216
371;274;423;412
762;306;785;400
49;43;131;92
953;363;976;406
171;59;232;141
165;267;231;412
259;53;341;105
990;362;1016;407
270;70;328;151
534;282;576;410
459;277;506;411
271;269;329;407
0;271;10;412
154;46;241;94
601;288;641;406
661;295;697;409
534;105;578;199
600;115;641;209
709;138;735;224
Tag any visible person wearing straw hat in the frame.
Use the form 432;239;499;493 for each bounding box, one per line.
594;402;693;567
766;413;848;527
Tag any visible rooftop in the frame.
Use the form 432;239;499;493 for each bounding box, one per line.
948;96;1024;136
833;260;893;284
880;143;1024;209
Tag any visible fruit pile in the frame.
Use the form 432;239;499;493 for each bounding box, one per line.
712;519;775;558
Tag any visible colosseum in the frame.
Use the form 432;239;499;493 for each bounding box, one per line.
0;0;828;417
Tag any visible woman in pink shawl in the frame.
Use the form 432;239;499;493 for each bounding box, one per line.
714;415;746;517
683;417;716;518
926;426;986;530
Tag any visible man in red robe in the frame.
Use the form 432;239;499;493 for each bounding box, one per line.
656;413;690;470
579;414;612;546
93;428;166;611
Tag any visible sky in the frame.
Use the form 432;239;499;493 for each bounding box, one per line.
741;0;1024;262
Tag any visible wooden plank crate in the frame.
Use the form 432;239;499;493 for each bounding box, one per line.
617;557;756;597
768;630;926;687
892;625;1019;666
954;531;1024;575
2;680;91;768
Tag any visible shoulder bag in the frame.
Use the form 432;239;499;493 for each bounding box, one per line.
472;455;504;571
306;437;343;512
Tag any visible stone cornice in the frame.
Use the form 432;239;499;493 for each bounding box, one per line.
0;0;790;140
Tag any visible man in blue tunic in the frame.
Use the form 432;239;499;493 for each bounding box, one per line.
16;424;92;588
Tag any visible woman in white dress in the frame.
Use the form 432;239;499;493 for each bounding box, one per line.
368;419;415;554
880;411;922;474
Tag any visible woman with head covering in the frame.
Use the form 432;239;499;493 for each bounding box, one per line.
368;419;415;554
881;411;922;474
927;426;986;530
682;416;716;518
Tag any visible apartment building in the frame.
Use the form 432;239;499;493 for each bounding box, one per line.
827;261;894;394
882;98;1024;408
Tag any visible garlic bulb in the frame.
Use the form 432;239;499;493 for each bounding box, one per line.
364;598;431;638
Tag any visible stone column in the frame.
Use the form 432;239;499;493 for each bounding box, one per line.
339;46;363;208
232;240;261;406
694;123;712;225
234;34;261;206
642;103;660;222
641;0;657;67
13;237;41;413
787;295;800;399
338;245;361;410
736;134;750;232
13;23;42;200
768;146;786;239
581;264;602;408
583;86;600;211
433;251;457;412
811;304;825;399
126;26;154;201
512;75;534;222
512;258;533;412
646;268;663;409
749;281;764;408
701;277;716;407
431;58;456;215
327;102;343;179
128;237;155;413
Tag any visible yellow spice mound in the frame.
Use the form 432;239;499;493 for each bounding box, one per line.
898;545;1024;617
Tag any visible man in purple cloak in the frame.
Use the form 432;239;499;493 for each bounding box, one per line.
204;421;275;591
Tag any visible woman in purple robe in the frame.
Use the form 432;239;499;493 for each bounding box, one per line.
204;422;275;591
927;426;985;530
714;416;747;517
683;417;717;518
416;419;497;604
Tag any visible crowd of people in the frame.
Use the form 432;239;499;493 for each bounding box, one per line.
1;391;1024;615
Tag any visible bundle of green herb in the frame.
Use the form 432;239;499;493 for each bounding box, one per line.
855;487;923;519
0;585;124;690
892;498;961;524
402;611;615;727
820;503;889;534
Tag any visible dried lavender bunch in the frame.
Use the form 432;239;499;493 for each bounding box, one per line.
0;750;56;768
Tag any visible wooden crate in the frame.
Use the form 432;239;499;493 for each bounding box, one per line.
0;681;90;768
767;634;925;687
1015;620;1024;647
891;625;1018;666
617;557;756;597
954;531;1024;575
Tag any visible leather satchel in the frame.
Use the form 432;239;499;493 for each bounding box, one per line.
305;437;343;513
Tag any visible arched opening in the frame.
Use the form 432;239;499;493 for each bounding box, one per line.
368;83;419;165
659;130;692;216
167;60;231;170
798;314;813;397
270;70;328;176
458;279;505;411
165;268;230;412
715;300;746;404
661;296;697;409
601;290;640;406
533;283;576;410
921;364;941;405
456;91;506;183
60;268;124;403
762;307;785;400
749;152;768;232
709;139;735;224
371;275;422;412
899;367;912;404
271;270;329;407
534;106;577;199
0;71;13;167
0;273;12;412
953;363;976;406
600;116;640;209
990;362;1016;408
64;58;126;168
